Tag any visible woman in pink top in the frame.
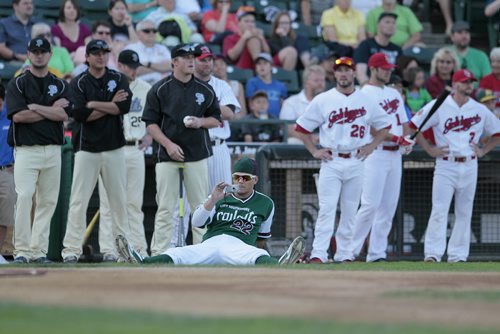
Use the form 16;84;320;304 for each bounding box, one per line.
51;0;91;55
201;0;239;44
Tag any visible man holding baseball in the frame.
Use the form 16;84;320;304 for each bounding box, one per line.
116;157;305;266
142;43;221;256
410;69;500;262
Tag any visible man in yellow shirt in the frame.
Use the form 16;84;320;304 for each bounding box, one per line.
320;0;366;49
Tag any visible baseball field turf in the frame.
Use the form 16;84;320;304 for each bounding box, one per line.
1;262;499;334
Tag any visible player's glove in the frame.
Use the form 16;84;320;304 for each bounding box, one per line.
391;135;415;147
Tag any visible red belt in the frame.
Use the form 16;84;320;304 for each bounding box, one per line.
442;156;476;162
338;153;352;158
382;145;399;151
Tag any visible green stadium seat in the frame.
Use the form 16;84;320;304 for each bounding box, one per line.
0;61;21;81
226;66;253;85
80;0;110;21
0;0;11;18
488;13;500;49
272;68;300;94
255;21;272;38
34;0;62;21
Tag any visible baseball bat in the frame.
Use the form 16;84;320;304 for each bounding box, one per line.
83;210;100;245
410;88;451;140
177;163;186;247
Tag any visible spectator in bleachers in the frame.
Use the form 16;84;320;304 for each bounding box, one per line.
223;6;271;70
404;66;432;114
449;21;491;83
320;51;337;89
301;0;334;26
127;0;158;23
395;54;417;80
425;47;459;98
479;47;500;116
476;89;498;117
72;21;119;76
352;0;382;17
174;0;202;23
213;54;247;117
354;12;402;85
51;0;91;56
125;19;172;84
241;91;281;143
201;0;238;45
280;65;326;144
268;11;311;70
27;23;74;80
485;0;500;17
321;0;366;56
366;0;423;49
245;53;287;118
107;0;139;43
145;0;203;43
0;0;41;63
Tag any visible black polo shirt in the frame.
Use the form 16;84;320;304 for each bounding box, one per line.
142;74;221;163
71;67;132;153
7;71;71;147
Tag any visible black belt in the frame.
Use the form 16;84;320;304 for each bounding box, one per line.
211;139;225;146
337;153;351;158
442;156;476;163
0;164;13;170
126;140;142;146
382;145;399;151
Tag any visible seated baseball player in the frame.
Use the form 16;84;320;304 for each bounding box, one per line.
116;157;304;265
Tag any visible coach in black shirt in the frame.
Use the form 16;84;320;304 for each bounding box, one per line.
7;37;70;264
142;43;221;254
62;39;133;263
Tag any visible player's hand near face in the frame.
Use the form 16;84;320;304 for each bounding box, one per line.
312;148;333;161
212;182;228;201
166;141;185;161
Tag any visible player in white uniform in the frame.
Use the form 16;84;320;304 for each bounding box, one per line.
99;50;152;260
410;69;500;262
170;44;241;247
295;57;392;263
348;53;415;262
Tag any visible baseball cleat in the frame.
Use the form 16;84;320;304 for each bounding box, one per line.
116;235;143;263
278;236;305;265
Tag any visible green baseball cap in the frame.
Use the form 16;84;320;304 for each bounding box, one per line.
233;157;257;175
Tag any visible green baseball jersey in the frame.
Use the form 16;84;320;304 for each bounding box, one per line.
202;190;275;246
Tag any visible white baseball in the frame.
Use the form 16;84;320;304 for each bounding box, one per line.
183;116;194;126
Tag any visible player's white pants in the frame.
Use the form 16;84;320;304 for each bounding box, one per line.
424;159;478;262
165;234;270;265
150;159;208;256
99;146;148;256
62;148;131;259
208;141;232;190
13;145;61;259
311;158;363;262
349;150;402;262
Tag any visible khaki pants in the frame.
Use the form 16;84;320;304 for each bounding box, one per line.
13;145;61;259
62;148;131;259
150;159;209;256
99;146;147;256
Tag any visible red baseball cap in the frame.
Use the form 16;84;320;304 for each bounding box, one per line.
195;44;214;60
368;52;397;69
452;69;477;83
333;57;355;71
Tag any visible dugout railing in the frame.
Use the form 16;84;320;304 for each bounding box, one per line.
254;144;500;261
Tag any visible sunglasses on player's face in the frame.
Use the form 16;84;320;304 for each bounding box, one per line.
232;174;254;182
335;57;353;67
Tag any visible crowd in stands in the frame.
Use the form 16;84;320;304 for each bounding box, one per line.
0;0;499;137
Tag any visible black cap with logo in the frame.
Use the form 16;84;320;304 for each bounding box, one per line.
171;43;202;58
118;49;142;69
28;37;51;53
86;39;111;54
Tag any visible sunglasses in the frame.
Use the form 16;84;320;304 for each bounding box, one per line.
96;31;111;35
141;28;157;34
335;57;353;66
232;174;254;182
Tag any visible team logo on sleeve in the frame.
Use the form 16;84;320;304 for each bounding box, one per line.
327;107;367;128
443;114;481;134
107;80;117;92
379;98;399;114
47;85;58;96
195;93;205;105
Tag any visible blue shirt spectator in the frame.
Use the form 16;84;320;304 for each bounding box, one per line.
0;104;14;167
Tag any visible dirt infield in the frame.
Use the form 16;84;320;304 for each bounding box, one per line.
1;267;500;329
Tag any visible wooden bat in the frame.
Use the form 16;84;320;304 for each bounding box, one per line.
177;163;186;247
410;88;451;140
83;209;100;245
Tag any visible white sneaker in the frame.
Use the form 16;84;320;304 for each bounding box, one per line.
278;236;305;265
116;235;144;263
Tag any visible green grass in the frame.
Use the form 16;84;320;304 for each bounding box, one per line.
0;303;498;334
385;290;500;303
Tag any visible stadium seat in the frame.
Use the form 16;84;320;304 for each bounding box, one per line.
272;68;300;94
226;66;253;85
255;21;272;38
0;0;11;18
0;61;21;81
80;0;110;21
403;46;439;66
34;0;63;21
488;13;500;49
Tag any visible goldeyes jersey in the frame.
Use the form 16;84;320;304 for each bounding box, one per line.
202;190;274;246
123;78;151;141
411;95;500;156
296;88;391;152
361;84;408;146
207;76;241;140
